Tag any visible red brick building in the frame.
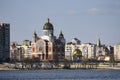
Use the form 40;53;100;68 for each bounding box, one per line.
31;19;65;61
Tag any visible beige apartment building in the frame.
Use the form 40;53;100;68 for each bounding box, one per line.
114;44;120;61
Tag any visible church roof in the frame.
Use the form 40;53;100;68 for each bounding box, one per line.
59;31;64;38
43;18;54;30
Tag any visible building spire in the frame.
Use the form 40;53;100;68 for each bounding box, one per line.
33;31;37;42
47;18;50;23
59;30;64;38
97;37;101;47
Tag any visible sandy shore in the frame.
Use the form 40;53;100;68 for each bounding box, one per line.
0;64;16;70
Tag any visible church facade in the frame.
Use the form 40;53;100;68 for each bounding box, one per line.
31;19;65;61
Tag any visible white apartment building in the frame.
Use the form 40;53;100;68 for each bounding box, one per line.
65;38;96;61
114;44;120;61
78;43;96;60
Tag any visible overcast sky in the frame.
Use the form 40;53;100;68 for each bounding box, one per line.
0;0;120;46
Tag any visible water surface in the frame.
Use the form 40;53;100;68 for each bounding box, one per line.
0;69;120;80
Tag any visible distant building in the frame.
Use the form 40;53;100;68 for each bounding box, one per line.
10;40;32;61
114;44;120;61
65;38;81;61
96;38;113;61
65;38;96;61
10;42;23;61
65;37;113;62
31;18;65;61
79;43;96;60
71;38;81;45
0;22;10;62
22;40;32;59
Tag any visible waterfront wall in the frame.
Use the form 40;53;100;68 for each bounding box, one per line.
1;62;120;70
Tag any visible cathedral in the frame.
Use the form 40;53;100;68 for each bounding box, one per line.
31;18;65;61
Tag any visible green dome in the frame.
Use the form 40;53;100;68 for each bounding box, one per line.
43;18;54;30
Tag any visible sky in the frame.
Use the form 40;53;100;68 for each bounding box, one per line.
0;0;120;46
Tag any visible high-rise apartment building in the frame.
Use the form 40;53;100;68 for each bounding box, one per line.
0;22;10;62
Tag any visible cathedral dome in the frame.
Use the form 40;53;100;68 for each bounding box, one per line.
43;18;54;30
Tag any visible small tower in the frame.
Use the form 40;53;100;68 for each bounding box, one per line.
59;31;64;38
33;31;37;42
97;37;101;47
59;31;65;44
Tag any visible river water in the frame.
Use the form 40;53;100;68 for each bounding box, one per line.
0;69;120;80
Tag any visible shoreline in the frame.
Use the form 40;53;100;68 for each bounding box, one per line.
97;66;120;70
1;63;120;70
0;64;17;70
